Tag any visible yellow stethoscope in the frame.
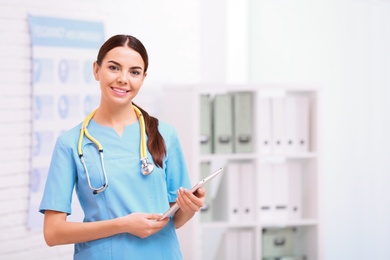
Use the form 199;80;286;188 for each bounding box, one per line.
78;105;154;194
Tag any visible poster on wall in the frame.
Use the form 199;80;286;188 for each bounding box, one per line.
27;15;105;229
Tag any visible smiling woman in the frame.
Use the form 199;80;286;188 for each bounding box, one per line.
38;34;205;260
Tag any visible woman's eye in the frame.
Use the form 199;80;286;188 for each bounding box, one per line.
109;65;119;71
131;70;141;76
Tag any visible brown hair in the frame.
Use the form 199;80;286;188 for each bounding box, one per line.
96;35;166;168
96;34;149;72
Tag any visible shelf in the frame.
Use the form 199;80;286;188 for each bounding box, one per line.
162;85;322;260
199;153;258;162
260;153;318;159
199;153;318;163
200;221;259;229
260;218;319;228
200;219;318;229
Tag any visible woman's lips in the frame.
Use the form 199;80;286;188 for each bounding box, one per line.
111;87;130;93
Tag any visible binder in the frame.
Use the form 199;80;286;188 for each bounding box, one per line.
285;96;299;154
213;94;234;154
271;97;287;154
199;94;212;154
226;162;241;222
285;95;310;153
296;95;310;153
199;162;213;222
238;229;254;259
218;229;254;260
273;163;289;220
232;92;253;153
213;161;256;223
227;230;240;260
240;162;256;222
223;229;240;260
259;97;272;154
258;164;275;221
288;162;303;219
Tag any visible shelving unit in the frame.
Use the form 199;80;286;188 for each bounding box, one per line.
161;84;321;260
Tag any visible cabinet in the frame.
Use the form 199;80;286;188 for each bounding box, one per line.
161;84;321;260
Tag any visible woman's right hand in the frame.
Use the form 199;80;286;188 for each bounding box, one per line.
43;210;170;246
119;213;169;238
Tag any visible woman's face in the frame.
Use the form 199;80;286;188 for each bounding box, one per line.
93;46;147;107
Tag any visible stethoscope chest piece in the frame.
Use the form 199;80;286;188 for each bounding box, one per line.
141;158;154;175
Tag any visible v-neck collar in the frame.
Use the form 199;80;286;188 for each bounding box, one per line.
90;119;140;138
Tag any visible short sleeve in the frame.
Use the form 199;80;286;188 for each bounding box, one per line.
39;136;77;215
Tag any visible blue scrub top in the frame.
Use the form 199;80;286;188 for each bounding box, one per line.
39;119;191;260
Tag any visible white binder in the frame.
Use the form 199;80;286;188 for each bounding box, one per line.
273;163;289;220
226;162;241;222
288;161;303;219
240;162;256;222
218;229;254;260
238;229;254;259
271;97;287;154
296;95;310;152
212;161;256;223
224;229;239;260
259;97;272;154
285;96;299;154
258;164;275;221
199;94;212;154
213;94;234;154
232;92;253;153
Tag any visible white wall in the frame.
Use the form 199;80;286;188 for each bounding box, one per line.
249;0;390;259
1;0;390;259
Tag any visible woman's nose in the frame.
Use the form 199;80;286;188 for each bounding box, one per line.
117;72;128;84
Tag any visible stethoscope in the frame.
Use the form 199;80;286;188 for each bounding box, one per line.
77;105;154;194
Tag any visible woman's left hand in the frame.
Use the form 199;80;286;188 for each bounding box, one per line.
175;187;205;215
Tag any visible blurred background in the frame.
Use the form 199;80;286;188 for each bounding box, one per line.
1;0;390;259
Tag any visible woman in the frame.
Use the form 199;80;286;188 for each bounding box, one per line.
39;34;204;259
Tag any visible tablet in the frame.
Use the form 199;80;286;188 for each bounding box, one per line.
159;167;223;220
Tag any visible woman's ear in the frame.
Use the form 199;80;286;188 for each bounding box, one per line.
93;61;100;81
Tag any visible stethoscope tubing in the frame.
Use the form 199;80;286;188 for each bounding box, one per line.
78;105;154;194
